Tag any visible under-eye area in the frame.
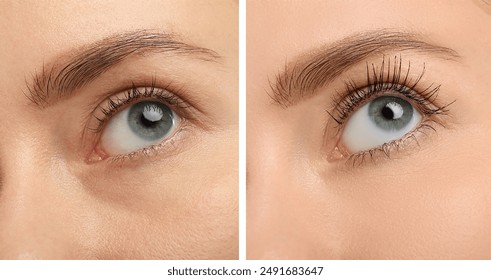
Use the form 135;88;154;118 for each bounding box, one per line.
83;82;202;163
326;55;455;166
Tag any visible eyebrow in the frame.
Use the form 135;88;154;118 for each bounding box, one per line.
269;30;461;107
25;30;220;107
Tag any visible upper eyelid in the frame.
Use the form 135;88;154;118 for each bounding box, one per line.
323;56;450;131
87;85;211;134
328;57;440;123
80;72;218;127
268;29;461;108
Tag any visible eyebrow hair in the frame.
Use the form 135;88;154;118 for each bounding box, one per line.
269;30;461;107
25;30;220;107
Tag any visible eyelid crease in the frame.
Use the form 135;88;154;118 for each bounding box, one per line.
269;29;461;108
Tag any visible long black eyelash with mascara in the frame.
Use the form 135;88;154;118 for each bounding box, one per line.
327;55;455;166
328;55;454;127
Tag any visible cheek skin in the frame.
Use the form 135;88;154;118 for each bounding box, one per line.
71;131;238;259
92;179;237;260
0;130;237;259
247;102;342;259
334;128;491;259
248;111;491;259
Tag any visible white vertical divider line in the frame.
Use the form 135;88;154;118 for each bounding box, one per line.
238;0;247;261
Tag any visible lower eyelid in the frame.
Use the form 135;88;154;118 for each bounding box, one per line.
99;105;181;157
106;121;194;164
330;118;442;167
85;116;195;165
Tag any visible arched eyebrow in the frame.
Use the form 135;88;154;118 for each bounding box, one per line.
269;29;461;107
25;30;220;107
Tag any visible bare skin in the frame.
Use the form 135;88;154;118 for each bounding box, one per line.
247;0;491;259
0;0;238;259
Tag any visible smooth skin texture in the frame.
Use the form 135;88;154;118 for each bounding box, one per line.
0;0;238;259
247;0;491;259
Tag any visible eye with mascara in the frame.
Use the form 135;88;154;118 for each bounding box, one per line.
328;56;453;164
85;84;192;162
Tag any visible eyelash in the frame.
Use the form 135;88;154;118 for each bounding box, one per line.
91;83;188;133
86;80;193;163
328;56;454;165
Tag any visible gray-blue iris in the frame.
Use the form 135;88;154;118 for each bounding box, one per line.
368;96;413;131
127;101;174;141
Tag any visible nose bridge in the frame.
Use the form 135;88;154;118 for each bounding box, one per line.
0;136;75;259
247;130;322;259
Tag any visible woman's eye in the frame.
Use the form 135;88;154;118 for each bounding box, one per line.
341;95;422;153
99;100;180;156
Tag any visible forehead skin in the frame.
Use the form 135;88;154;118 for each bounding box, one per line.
0;0;237;97
247;0;491;259
0;0;237;259
248;0;491;104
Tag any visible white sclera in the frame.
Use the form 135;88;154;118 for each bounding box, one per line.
100;106;179;155
341;101;421;153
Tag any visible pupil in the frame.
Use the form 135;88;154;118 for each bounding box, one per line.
140;113;159;127
381;106;394;120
